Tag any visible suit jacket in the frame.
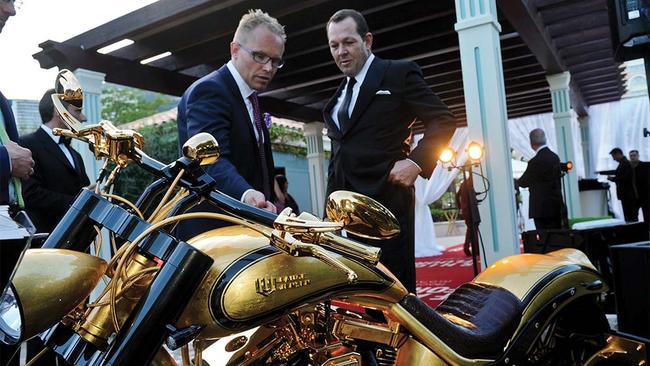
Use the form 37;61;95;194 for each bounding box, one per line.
633;161;650;201
611;157;635;200
19;127;90;233
176;65;274;201
323;57;454;197
0;91;20;205
517;147;563;219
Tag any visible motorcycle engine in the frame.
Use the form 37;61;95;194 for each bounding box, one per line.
225;303;402;366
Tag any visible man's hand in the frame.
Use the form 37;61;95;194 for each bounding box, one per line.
388;159;421;187
85;183;97;191
6;141;34;179
243;190;277;213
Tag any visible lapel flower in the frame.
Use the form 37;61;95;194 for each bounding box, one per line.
263;112;272;129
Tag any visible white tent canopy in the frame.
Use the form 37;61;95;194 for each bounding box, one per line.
415;95;649;257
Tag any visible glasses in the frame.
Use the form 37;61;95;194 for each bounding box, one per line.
237;43;284;69
1;0;22;10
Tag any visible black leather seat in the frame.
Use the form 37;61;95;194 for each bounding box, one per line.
400;283;523;359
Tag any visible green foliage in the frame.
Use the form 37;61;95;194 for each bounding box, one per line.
568;216;612;228
101;87;174;125
429;189;460;222
269;125;307;156
113;121;179;202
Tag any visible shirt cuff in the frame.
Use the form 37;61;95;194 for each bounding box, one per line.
241;189;255;202
405;158;422;173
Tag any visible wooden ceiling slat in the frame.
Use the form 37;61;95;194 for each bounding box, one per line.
151;2;454;72
558;37;612;59
586;94;624;105
66;0;241;51
564;50;615;68
538;0;606;24
111;0;335;61
33;41;196;96
553;25;611;49
546;10;609;38
508;102;553;114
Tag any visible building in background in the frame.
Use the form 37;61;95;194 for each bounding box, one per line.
10;99;40;136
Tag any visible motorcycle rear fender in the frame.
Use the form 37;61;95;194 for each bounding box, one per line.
474;248;608;329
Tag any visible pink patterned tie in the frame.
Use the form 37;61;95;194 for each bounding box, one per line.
248;92;271;199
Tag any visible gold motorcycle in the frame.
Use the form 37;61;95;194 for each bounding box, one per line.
0;70;647;366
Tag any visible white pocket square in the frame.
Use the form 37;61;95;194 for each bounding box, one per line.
375;90;391;95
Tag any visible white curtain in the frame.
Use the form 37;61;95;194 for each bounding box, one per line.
507;112;585;177
586;96;649;219
414;128;469;257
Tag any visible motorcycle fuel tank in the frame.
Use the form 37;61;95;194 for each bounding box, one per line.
177;226;405;339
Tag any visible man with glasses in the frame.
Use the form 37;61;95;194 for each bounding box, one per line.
176;9;285;239
0;0;34;208
19;89;92;234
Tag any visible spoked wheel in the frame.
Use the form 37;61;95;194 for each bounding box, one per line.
526;297;609;366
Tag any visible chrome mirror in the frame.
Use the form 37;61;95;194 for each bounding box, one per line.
52;69;84;133
182;133;220;166
325;191;400;240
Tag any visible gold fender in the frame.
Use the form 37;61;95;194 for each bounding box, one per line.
474;248;606;325
11;249;107;340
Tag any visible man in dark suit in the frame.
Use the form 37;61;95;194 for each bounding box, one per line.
608;147;637;222
323;9;455;293
176;10;284;239
516;129;564;230
19;89;91;234
0;0;34;209
629;150;649;229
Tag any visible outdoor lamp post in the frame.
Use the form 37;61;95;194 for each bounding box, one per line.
439;141;485;276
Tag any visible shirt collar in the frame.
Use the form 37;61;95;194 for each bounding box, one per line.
41;124;61;143
349;53;375;86
227;60;256;99
534;144;547;154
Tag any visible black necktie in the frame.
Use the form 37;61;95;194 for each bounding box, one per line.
59;136;71;146
337;77;356;130
248;92;271;200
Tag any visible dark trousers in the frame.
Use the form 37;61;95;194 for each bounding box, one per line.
534;216;562;230
621;197;639;222
174;201;232;241
348;184;416;294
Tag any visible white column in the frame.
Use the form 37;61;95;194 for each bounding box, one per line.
303;122;326;216
547;72;582;218
73;68;105;183
455;0;519;268
73;69;111;293
578;115;592;177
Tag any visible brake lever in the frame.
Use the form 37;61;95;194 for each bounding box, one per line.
271;230;358;284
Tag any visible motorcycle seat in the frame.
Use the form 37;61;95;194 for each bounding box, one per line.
400;282;522;360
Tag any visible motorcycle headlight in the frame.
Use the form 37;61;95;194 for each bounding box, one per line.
0;249;107;345
0;285;22;344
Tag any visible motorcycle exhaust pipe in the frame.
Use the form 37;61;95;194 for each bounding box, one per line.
97;241;213;366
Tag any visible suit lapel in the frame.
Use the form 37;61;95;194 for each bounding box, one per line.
36;128;76;174
220;66;257;144
323;79;346;136
343;57;389;137
0;92;19;141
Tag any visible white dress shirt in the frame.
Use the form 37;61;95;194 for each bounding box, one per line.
226;61;263;142
330;54;421;172
331;54;375;130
